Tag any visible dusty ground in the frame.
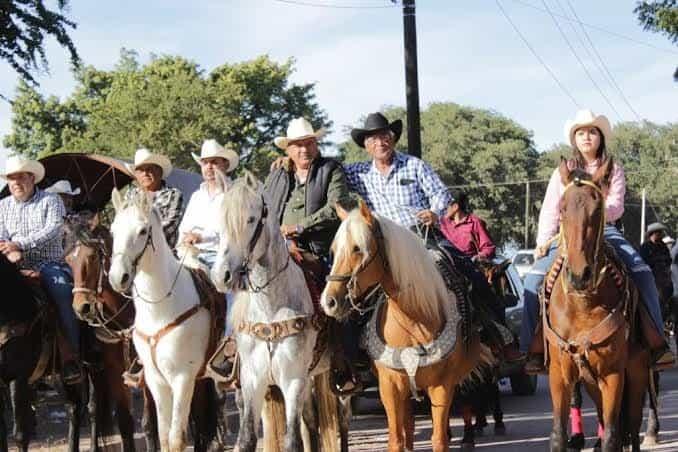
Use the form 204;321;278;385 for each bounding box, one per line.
7;369;678;451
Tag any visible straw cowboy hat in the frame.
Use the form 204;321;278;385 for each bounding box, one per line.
45;180;81;196
0;155;45;183
125;148;173;179
646;222;668;237
192;139;239;173
274;118;326;150
563;109;613;147
351;112;403;148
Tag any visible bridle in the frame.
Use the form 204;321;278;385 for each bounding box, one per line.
238;196;289;293
325;219;388;315
560;176;608;293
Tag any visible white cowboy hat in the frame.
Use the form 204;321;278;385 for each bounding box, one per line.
274;117;326;150
564;109;613;147
124;148;173;179
191;139;239;173
0;155;45;183
45;180;81;196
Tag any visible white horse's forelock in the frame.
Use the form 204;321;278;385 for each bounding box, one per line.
218;177;264;246
335;210;451;324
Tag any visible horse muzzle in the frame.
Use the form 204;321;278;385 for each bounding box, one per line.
320;293;350;320
108;256;133;293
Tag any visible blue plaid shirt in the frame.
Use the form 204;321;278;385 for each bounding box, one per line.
0;188;66;270
344;152;451;228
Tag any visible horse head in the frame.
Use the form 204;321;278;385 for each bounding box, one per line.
64;213;115;323
321;200;388;320
558;158;612;291
108;187;158;293
212;171;276;293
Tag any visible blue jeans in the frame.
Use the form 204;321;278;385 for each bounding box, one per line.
38;262;79;353
520;225;665;353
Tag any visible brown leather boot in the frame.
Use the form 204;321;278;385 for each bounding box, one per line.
524;325;547;375
640;306;675;370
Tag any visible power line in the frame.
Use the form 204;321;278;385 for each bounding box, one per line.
271;0;399;9
495;0;580;108
562;0;643;121
540;0;623;121
506;0;678;56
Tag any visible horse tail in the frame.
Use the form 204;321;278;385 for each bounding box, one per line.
315;372;340;452
262;385;286;452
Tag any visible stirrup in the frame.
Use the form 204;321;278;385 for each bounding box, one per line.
122;359;145;388
205;336;240;390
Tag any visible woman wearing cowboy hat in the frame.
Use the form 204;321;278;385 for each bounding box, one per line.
521;110;673;373
124;148;184;248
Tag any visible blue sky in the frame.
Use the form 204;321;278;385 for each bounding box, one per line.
0;0;676;170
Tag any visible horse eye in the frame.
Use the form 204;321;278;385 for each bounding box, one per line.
247;216;256;224
139;227;148;236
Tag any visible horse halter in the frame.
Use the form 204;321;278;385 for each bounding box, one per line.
326;219;388;314
560;176;608;292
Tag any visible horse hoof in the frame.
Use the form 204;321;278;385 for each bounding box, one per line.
592;438;602;452
642;434;658;446
460;443;475;451
567;433;585;450
494;422;506;436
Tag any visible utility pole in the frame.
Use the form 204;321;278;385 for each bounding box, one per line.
524;181;530;248
640;188;646;244
402;0;422;158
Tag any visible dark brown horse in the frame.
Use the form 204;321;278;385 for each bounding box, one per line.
64;215;224;452
544;160;648;452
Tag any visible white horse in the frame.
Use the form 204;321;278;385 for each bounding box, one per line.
211;173;339;452
108;188;211;452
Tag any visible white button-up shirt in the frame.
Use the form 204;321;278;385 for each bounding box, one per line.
178;182;225;253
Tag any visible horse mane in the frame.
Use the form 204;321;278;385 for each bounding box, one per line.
338;210;449;323
0;254;39;323
218;175;265;245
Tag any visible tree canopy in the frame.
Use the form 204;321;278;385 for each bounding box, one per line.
635;0;678;43
0;0;79;86
3;50;331;176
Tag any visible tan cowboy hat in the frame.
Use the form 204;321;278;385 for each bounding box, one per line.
191;139;239;173
0;155;45;183
125;148;173;179
45;180;81;196
274;117;326;150
564;109;613;147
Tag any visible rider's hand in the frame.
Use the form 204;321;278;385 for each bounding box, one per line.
6;250;22;264
534;245;548;259
0;241;20;253
415;210;438;226
280;224;302;238
182;232;202;246
270;157;294;172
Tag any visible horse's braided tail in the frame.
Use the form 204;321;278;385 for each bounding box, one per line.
315;372;340;452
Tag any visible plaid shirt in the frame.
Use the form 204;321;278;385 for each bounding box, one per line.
125;182;184;248
0;189;65;270
344;152;452;228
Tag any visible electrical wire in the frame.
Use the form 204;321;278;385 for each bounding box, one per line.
271;0;399;9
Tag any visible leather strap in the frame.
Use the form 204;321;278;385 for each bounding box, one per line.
236;313;324;342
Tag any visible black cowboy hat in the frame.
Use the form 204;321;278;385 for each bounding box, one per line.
350;112;403;148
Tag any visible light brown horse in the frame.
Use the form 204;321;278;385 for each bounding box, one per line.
321;201;490;452
544;160;648;452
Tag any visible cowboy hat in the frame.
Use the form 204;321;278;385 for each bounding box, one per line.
646;222;668;237
45;180;81;196
274;118;326;150
564;109;613;147
0;155;45;183
125;148;173;179
191;139;239;173
351;112;403;148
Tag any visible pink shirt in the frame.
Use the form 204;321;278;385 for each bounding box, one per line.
536;160;625;247
440;213;497;259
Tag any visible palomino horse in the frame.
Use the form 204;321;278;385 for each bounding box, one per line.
543;161;648;452
108;188;212;452
211;173;339;452
322;201;491;452
0;253;88;452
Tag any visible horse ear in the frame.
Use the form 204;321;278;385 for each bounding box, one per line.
358;199;374;226
592;156;613;186
111;188;123;212
558;157;571;184
243;170;259;188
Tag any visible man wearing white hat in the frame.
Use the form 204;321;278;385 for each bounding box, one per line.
0;155;82;384
125;148;184;248
46;180;81;213
178;139;239;267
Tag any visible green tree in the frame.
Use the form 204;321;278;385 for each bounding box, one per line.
339;103;540;246
4;51;331;176
635;1;678;43
0;0;79;86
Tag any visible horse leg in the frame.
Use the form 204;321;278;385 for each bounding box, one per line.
378;372;408;452
301;384;319;452
87;373;98;452
238;382;267;452
598;373;624;452
64;383;83;452
147;381;173;452
112;381;135;452
547;367;571;452
567;382;585;450
279;378;308;452
404;399;415;451
9;378;32;452
142;385;160;452
190;380;220;452
492;382;506;435
644;370;660;446
625;351;650;452
428;384;453;452
461;403;475;450
167;376;197;452
338;396;351;452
